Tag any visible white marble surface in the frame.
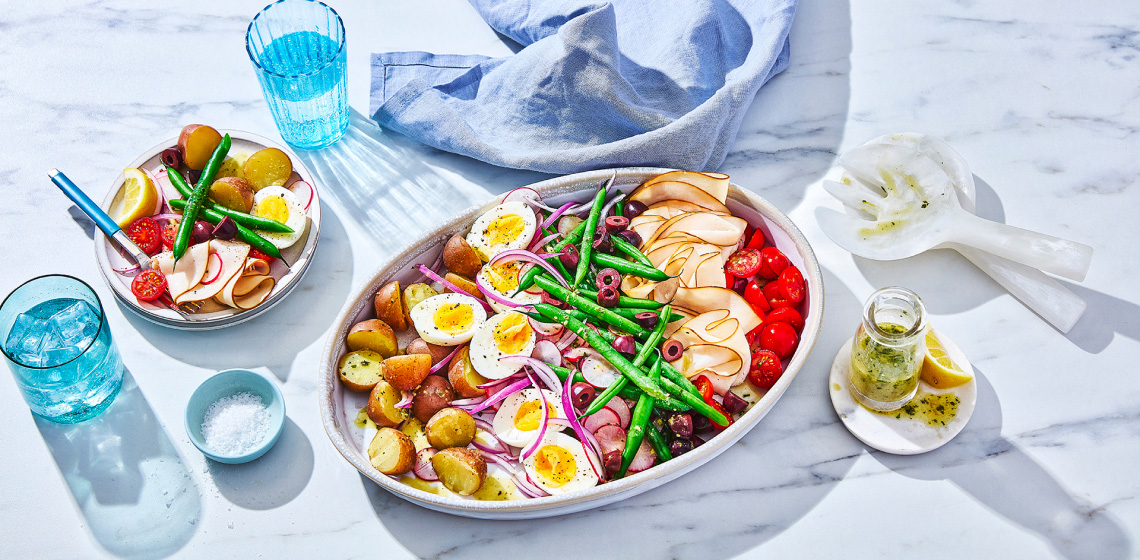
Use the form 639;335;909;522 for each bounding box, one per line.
1;0;1137;558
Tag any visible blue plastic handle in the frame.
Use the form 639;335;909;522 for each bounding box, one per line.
48;169;121;236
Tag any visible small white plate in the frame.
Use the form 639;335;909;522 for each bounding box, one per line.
829;331;976;455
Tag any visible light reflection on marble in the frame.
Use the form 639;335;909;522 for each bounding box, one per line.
0;0;1136;558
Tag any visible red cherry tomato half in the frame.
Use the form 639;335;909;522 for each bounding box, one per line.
745;228;766;250
160;218;181;249
763;281;792;309
743;280;771;311
748;349;783;389
693;375;714;403
725;248;763;278
748;303;767;323
765;307;804;333
709;400;733;430
757;246;790;280
131;269;168;302
126;217;162;255
759;322;799;359
746;324;764;350
778;266;805;304
249;248;277;263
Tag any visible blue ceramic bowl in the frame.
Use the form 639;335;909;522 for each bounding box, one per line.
185;369;286;464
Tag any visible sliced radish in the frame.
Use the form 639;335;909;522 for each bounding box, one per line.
603;396;631;429
200;253;223;285
581;356;620;388
593;424;626;455
529;316;563;336
531;340;562;368
627;440;657;473
582;408;620;433
502;187;543;206
291;180;314;211
414;448;439;481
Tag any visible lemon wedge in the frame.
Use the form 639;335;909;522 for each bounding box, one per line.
107;168;157;228
921;330;973;388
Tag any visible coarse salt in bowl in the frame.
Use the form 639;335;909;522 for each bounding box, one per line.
186;369;286;464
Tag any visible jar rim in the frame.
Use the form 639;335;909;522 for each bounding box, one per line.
862;286;927;343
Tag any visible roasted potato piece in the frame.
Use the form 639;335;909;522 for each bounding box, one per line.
374;281;407;331
443;273;484;300
346;319;398;358
338;350;385;392
178;124;223;170
400;417;431;451
443;235;482;278
412;375;455;423
382;354;433;391
208;176;256;213
368;428;416;475
447;346;488;398
431;447;486;496
242;147;293;190
402;283;439;321
425;408;476;450
406;338;452;366
366;379;407;427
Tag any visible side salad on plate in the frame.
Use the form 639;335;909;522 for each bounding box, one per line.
336;170;810;500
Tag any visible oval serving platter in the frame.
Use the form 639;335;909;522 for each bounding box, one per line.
94;130;322;330
319;168;824;519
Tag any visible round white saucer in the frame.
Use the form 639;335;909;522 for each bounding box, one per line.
829;331;977;455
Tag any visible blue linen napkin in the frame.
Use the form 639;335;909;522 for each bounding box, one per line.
370;0;796;173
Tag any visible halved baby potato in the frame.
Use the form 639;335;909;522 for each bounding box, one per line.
347;319;398;358
400;417;431;451
447;346;488;398
338;350;385;392
425;407;476;450
242;147;293;190
443;235;482;277
443;273;484;301
382;354;433;391
431;447;487;496
406;338;452;365
368;427;416;475
366;379;407;427
208;176;256;213
402;283;439;324
178;124;222;171
374;281;407;331
412;375;455;423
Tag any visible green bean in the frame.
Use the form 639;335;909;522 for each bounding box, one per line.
172;134;230;261
169;199;281;259
591;252;670;282
585;305;670;416
574;187;608;287
592;328;702;401
657;372;728;426
576;288;663;310
164;165;294;234
619;359;659;478
615;193;626;218
611;236;653;268
532;304;669;401
533;275;647;337
645;419;673;463
549;364;641;402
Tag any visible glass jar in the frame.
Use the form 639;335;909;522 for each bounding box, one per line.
848;287;927;411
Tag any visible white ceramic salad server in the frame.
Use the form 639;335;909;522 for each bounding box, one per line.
819;134;1088;332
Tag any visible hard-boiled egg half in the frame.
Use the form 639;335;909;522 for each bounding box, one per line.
250;186;307;249
522;432;599;494
409;293;487;346
492;388;563;447
469;311;536;379
465;201;536;261
477;259;542;313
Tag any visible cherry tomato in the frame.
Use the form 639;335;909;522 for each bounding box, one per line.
744;228;766;250
746;324;764;349
160;218;181;249
709;400;733;430
725;248;762;278
693;375;714;403
743;280;771;311
764;307;804;333
747;303;767;322
778;266;805;304
757;247;790;280
131;269;168;302
126;217;161;255
748;350;783;389
759;322;799;359
249;248;277;263
724;270;735;290
763;281;792;308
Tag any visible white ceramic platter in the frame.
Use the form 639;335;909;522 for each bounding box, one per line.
94;130;321;330
829;331;977;455
319;168;824;519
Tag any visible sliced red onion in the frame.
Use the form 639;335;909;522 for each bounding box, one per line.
394;390;416;409
531;340;562;368
558;366;603;479
472;419;513;454
555;329;578;351
545;418;573;432
417;264;493;313
478;450;550;498
519;370;551;461
450;395;486;407
542;201;577;230
529;232;562;252
600;190;624;219
501;357;562;394
414;448;439;481
428;344;462;375
475;273;526;308
199;253;224;285
151;212;183;221
489;249;568;287
477;372;523;390
113;264;140;277
627;439;658;473
148;168;168;214
468;376;531;414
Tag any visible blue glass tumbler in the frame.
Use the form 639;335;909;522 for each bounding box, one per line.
246;0;349;149
1;275;124;423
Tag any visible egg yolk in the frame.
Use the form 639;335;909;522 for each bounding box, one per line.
433;303;474;334
485;261;523;294
534;445;576;487
253;196;290;224
514;400;557;431
485;214;525;246
493;313;533;354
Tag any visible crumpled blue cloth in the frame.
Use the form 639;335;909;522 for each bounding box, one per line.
370;0;796;173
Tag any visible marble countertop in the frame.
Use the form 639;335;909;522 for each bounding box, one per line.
1;0;1137;558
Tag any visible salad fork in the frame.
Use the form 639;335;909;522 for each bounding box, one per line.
48;169;152;271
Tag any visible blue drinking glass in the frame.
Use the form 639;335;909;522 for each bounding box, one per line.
246;0;349;150
1;275;124;423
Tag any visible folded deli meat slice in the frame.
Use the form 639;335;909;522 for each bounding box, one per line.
153;242;210;301
669;309;754;395
175;239;250;304
216;257;276;310
640;171;730;204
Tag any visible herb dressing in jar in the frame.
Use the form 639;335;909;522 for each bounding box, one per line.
848;287;927;411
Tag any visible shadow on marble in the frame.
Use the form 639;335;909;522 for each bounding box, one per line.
874;370;1131;560
119;202;354;382
206;417;313;510
34;371;201;560
359;267;865;559
1059;281;1139;354
720;0;853;212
